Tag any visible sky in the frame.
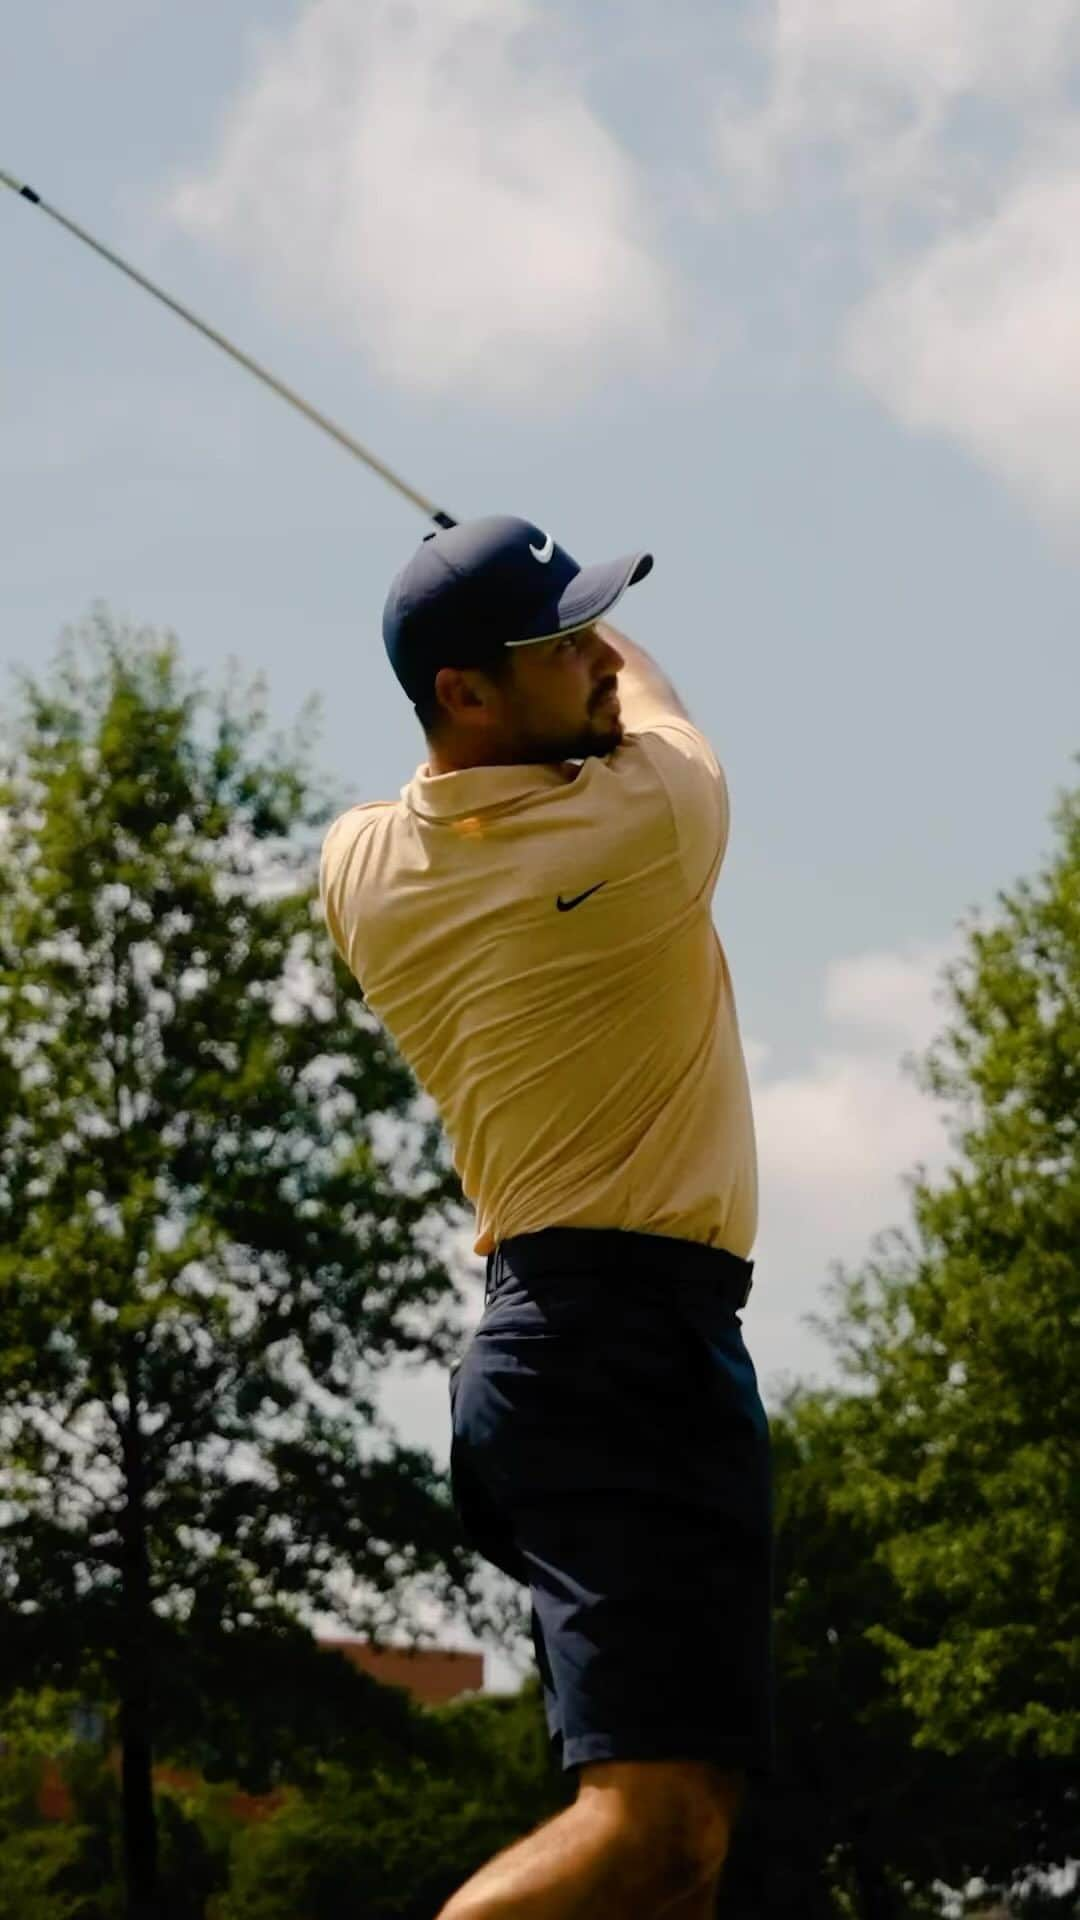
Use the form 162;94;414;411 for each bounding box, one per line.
4;0;1080;1689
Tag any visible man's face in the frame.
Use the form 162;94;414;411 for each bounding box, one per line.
430;622;626;770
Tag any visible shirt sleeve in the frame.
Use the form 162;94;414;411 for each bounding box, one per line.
319;809;363;966
626;719;731;903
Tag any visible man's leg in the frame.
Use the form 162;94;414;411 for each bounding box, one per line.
436;1759;739;1920
435;1794;672;1919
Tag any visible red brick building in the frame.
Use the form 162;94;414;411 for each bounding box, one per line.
321;1637;484;1706
28;1639;485;1824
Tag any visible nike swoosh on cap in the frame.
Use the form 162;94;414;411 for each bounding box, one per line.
529;532;555;563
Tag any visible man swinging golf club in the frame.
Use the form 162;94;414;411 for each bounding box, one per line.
0;188;772;1907
320;515;773;1919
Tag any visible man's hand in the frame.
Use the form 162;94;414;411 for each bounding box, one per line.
597;621;693;725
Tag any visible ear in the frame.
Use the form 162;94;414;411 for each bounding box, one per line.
434;665;491;722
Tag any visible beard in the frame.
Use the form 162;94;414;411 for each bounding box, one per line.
509;696;622;766
525;722;621;765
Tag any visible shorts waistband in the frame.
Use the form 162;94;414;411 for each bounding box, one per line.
484;1226;753;1313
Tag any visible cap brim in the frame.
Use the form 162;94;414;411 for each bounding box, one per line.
505;551;654;648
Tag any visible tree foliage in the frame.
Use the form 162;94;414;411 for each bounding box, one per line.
721;1394;1076;1920
799;769;1080;1898
0;611;523;1909
0;1689;117;1920
215;1675;567;1920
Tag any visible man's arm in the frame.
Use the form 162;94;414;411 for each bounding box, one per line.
595;620;692;724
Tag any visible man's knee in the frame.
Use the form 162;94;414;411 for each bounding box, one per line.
576;1758;745;1894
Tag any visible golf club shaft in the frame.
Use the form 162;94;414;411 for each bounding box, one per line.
0;167;457;529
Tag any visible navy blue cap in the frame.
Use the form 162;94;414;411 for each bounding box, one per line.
382;515;653;706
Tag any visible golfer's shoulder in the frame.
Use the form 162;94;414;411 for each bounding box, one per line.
612;718;730;882
617;713;725;790
319;800;393;882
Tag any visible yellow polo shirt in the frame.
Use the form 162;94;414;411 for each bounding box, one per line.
319;713;758;1261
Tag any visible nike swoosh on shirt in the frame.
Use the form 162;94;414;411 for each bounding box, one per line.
556;883;607;912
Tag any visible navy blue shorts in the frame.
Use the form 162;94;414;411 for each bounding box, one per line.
448;1226;774;1779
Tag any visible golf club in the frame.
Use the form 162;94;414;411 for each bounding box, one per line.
0;166;457;530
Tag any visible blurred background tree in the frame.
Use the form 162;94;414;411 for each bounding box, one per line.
214;1675;568;1920
819;777;1079;1776
0;1689;112;1920
0;611;525;1920
724;767;1078;1917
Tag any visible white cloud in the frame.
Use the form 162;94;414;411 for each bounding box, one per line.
846;157;1080;525
168;0;675;407
715;0;1080;527
753;1044;946;1237
717;0;1080;210
745;937;958;1389
745;936;953;1236
823;942;955;1049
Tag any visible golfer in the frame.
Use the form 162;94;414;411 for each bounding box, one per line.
319;516;773;1919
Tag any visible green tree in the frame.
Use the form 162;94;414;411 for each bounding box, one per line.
149;1612;445;1795
803;769;1079;1904
0;613;522;1920
216;1674;567;1920
722;1396;1072;1920
0;1689;112;1920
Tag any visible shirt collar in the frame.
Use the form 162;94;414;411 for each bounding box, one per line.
402;759;581;821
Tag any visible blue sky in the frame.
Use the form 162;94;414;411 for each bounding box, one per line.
4;0;1080;1681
